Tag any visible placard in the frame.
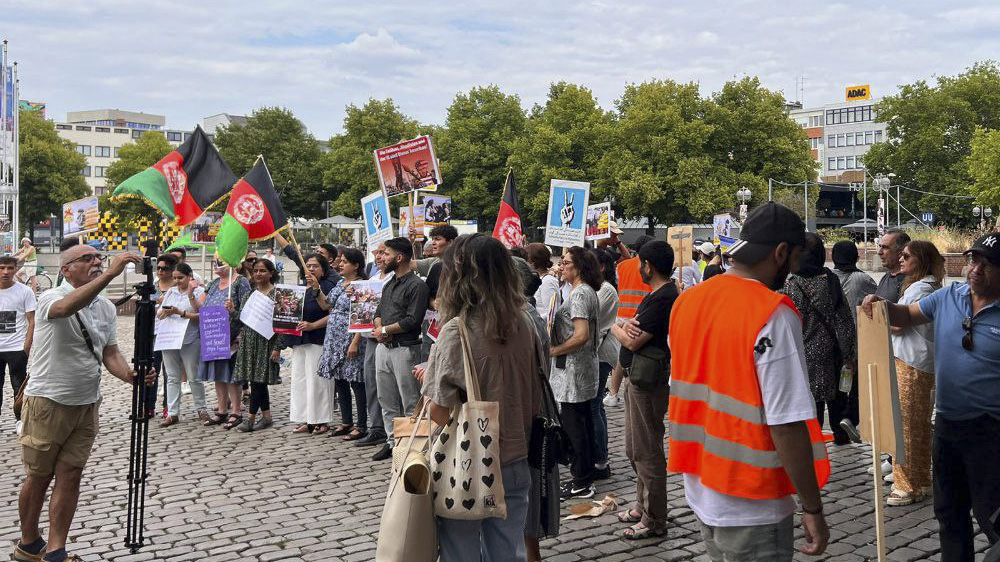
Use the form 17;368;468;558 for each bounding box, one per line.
399;206;425;240
154;315;189;351
712;213;735;245
422;194;452;230
585;202;612;241
857;301;906;464
374;135;442;198
544;179;590;248
190;212;224;245
240;290;276;340
273;284;306;335
198;305;232;361
667;225;694;269
63;196;100;237
362;190;393;248
349;279;387;333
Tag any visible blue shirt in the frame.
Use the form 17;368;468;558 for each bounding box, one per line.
919;282;1000;420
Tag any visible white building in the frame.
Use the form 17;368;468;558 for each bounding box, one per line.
787;97;888;184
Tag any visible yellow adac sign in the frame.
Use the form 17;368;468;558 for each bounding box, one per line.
846;85;871;101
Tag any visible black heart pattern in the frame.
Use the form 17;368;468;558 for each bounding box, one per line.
461;439;471;451
482;474;495;487
440;432;450;444
462;478;472;491
462;459;472;471
433;471;442;481
445;498;454;509
462;421;469;434
482;457;494;467
434;452;446;464
480;435;493;448
450;476;456;488
478;417;489;432
462;498;476;510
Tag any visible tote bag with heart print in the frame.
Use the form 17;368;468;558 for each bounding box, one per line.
430;317;507;520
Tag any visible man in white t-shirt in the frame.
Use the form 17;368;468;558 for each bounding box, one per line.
13;246;152;562
0;256;35;421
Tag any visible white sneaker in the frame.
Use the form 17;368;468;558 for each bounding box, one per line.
181;382;191;395
884;471;895;483
867;460;892;475
602;393;622;407
15;420;23;435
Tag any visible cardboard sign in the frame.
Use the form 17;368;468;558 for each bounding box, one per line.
190;212;224;245
240;290;276;340
349;279;387;333
422;194;452;231
362;190;393;248
198;305;232;361
273;284;306;336
667;225;694;269
856;301;905;464
374;135;442;198
585;203;612;241
544;179;590;248
63;196;99;236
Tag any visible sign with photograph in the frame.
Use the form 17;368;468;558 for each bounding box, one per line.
190;211;224;244
585;202;612;241
62;196;100;237
348;279;387;333
273;284;306;336
399;205;425;240
422;194;452;231
373;135;442;198
544;179;590;248
361;190;393;248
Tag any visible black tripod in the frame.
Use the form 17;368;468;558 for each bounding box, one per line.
125;246;157;553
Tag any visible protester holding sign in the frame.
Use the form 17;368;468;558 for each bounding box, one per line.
289;255;335;435
199;260;252;428
233;259;283;433
158;263;208;427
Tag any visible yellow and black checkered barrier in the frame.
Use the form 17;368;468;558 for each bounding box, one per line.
96;212;182;252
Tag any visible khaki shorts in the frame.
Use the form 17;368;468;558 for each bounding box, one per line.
19;396;100;477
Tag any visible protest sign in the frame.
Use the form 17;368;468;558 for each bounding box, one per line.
273;284;306;335
198;305;232;361
857;301;905;463
154;313;189;351
422;194;452;232
349;279;386;333
62;196;99;237
399;206;425;240
713;213;735;243
585;202;612;241
361;190;393;248
544;179;590;248
374;135;441;198
190;211;224;244
668;225;694;269
240;290;275;340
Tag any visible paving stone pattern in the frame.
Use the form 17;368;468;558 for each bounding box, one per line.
0;316;994;561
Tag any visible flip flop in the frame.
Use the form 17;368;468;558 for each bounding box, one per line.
622;522;667;540
617;509;642;523
342;428;367;441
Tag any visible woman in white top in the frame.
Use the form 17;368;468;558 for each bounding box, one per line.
159;263;208;426
526;243;561;322
888;240;943;506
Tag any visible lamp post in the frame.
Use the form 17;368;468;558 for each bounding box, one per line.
873;173;892;237
737;187;751;223
973;205;992;231
49;213;56;252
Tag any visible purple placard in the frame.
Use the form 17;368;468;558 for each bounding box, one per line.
199;305;232;362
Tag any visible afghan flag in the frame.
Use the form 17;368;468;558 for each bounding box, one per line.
492;168;524;248
215;157;288;267
111;126;236;226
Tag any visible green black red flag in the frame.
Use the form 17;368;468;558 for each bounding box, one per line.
111;126;236;226
215;157;288;267
492;168;524;248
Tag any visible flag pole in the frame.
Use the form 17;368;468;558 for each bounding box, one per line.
285;223;310;285
408;191;417;256
228;267;234;300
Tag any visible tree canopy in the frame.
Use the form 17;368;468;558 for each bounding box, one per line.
100;131;173;227
18;109;89;236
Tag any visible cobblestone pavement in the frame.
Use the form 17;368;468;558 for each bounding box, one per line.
0;316;994;561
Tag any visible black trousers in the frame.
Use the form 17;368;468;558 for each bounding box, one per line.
249;383;270;415
335;379;367;428
560;401;595;488
934;415;1000;562
0;350;28;416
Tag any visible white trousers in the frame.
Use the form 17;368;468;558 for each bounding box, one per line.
289;344;334;425
163;342;207;417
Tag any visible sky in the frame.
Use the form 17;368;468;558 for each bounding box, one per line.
5;1;1000;140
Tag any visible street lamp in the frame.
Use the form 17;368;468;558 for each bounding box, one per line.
873;173;894;237
736;187;752;222
973;205;992;231
49;213;56;252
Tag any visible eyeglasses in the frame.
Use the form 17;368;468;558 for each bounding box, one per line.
65;253;107;266
156;265;172;271
963;316;974;351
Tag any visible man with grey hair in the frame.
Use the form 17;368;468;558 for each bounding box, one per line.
875;229;911;303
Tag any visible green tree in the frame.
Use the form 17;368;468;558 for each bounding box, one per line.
215;107;324;219
321;99;421;218
18;110;89;237
864;62;1000;225
968;127;1000;207
101;131;173;226
435;86;526;228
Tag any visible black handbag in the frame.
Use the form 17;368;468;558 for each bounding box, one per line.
526;313;574;469
629;344;669;391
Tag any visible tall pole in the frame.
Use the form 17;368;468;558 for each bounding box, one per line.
863;178;868;248
768;178;773;202
896;185;900;228
803;181;809;232
12;61;18;240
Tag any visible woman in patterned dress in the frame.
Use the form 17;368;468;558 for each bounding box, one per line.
316;248;368;441
199;259;252;427
233;259;283;432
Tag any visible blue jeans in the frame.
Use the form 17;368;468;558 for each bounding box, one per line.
437;459;531;562
589;362;611;467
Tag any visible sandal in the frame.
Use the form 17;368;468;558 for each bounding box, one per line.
887;488;923;506
331;424;354;436
203;412;226;426
622;522;666;540
292;424;311;434
222;414;243;430
617;509;642;523
312;424;330;435
343;428;367;441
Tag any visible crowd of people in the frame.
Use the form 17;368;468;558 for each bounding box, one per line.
4;206;1000;562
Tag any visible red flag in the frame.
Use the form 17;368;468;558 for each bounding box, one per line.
492;168;524;248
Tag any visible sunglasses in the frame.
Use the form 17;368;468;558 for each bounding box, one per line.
66;253;107;266
156;265;173;271
963;316;974;351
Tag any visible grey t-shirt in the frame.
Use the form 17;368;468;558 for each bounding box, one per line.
875;271;905;304
549;284;599;404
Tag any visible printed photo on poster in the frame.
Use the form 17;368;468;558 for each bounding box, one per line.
544;179;590;248
585;202;612;241
348;279;387;333
374;135;442;198
190;212;224;244
62;196;100;236
399;206;425;240
712;213;734;244
361;190;393;247
273;284;306;336
422;194;452;228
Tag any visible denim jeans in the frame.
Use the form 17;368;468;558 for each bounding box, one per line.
163;342;207;417
437;459;531;562
589;362;611;467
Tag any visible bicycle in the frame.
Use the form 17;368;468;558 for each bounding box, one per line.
22;265;54;296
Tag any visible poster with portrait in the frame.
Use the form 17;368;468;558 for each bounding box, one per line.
361;190;393;248
190;211;224;244
373;135;442;198
399;205;425;240
421;194;452;233
62;196;100;237
348;279;387;333
712;213;734;243
544;179;590;248
272;284;307;336
585;202;612;241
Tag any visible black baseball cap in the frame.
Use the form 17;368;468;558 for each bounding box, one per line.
964;232;1000;265
728;202;806;263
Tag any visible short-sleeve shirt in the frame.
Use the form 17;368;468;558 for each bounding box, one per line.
619;283;678;369
891;277;937;373
549;284;599;403
25;282;118;406
160;286;206;346
0;282;36;352
595;282;620;365
875;271;905;303
919;282;1000;420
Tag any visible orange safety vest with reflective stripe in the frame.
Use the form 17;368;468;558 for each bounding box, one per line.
667;274;831;500
616;257;651;320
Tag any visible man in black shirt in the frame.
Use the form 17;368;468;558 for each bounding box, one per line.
611;241;678;538
874;229;910;303
372;237;430;461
